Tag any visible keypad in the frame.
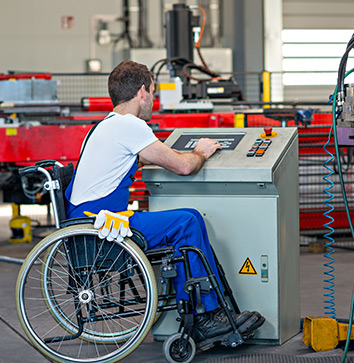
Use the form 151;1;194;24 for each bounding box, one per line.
246;138;272;157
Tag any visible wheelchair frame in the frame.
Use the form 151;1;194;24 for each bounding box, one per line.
15;159;243;363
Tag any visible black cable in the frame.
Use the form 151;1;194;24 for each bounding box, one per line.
150;58;167;74
337;34;354;96
152;57;193;84
181;62;218;82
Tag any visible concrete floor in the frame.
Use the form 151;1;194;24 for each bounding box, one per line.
1;203;354;362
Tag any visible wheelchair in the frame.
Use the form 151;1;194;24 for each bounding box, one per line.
15;160;253;363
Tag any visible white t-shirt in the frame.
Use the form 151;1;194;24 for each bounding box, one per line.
70;112;158;205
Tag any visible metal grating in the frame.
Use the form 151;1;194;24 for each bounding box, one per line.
205;353;354;363
52;73;110;103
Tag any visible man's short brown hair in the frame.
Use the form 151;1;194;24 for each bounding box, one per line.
108;60;154;107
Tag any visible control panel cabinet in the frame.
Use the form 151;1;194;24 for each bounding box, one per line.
143;127;300;345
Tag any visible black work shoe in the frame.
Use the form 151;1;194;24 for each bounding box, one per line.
192;308;266;351
192;309;233;345
191;308;249;350
238;311;266;340
212;308;252;327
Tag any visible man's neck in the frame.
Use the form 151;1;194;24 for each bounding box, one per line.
113;100;139;117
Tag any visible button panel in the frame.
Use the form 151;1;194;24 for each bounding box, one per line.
246;138;272;157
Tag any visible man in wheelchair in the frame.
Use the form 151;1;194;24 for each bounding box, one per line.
64;60;265;352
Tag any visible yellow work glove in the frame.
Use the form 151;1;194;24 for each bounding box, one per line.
84;210;134;242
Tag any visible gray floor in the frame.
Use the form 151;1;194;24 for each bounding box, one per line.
1;206;354;362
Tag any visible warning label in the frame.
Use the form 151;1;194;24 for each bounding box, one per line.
239;257;257;275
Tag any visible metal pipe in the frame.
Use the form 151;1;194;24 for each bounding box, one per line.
0;256;25;264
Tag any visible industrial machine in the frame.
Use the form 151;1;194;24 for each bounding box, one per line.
156;3;243;111
336;83;354;145
143;127;300;345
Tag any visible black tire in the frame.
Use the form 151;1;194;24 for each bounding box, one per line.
163;332;196;363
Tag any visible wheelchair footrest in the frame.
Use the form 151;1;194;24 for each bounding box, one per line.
220;331;244;348
196;330;243;352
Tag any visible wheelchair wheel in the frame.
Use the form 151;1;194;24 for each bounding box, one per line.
16;224;158;363
163;332;196;363
40;241;138;344
41;234;170;341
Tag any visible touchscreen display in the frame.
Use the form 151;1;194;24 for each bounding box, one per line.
171;133;245;151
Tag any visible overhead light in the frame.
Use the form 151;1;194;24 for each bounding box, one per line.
86;59;102;73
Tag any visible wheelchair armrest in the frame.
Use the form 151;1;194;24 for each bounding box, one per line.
145;245;175;257
130;227;148;251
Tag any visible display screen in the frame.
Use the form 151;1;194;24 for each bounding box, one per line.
171;133;245;151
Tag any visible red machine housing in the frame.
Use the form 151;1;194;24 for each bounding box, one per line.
1;107;350;235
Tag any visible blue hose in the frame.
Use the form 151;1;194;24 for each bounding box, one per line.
323;124;336;319
331;68;354;362
322;68;354;319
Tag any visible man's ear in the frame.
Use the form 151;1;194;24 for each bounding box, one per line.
138;85;147;101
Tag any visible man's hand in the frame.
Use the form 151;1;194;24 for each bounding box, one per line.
84;210;134;242
138;138;222;176
193;138;222;160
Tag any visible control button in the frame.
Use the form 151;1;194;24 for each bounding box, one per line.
252;144;260;149
247;149;256;157
259;145;268;150
264;127;272;137
256;138;262;142
256;149;265;157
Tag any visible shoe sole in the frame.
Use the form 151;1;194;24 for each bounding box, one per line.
196;330;236;352
240;312;266;340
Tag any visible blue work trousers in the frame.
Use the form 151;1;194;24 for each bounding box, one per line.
130;208;221;313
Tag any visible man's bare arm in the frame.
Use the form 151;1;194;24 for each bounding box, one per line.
138;138;221;175
137;155;151;168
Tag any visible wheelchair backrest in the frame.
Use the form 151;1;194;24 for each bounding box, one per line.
50;163;74;223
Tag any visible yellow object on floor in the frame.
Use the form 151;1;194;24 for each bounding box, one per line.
9;203;32;243
303;315;354;352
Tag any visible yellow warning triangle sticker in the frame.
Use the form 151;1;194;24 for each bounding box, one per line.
239;257;257;275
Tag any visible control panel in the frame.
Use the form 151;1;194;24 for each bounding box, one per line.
143;126;299;345
144;127;297;183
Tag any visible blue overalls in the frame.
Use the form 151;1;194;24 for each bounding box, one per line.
65;152;222;314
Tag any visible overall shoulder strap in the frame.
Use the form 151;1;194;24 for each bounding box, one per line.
76;113;114;169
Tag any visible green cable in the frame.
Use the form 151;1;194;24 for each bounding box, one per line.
332;67;354;362
342;286;354;363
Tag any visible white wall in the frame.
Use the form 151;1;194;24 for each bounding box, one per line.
1;1;353;75
0;0;163;73
283;0;354;29
264;0;283;72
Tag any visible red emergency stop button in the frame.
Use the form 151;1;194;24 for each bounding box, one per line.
264;127;273;137
260;127;278;139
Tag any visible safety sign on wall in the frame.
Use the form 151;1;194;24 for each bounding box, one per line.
239;257;257;275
